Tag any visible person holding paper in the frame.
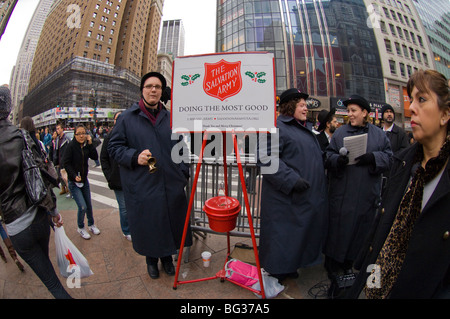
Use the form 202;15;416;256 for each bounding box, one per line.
323;94;392;284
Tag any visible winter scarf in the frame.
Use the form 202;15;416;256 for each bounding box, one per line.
365;135;450;299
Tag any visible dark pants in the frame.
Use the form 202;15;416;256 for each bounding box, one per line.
10;211;72;299
146;255;172;265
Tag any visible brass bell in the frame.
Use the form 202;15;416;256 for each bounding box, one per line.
148;156;157;173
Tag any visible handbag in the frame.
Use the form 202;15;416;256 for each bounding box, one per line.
54;226;94;278
40;152;59;187
20;130;47;205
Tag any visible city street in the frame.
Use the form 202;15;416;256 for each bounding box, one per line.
0;142;330;300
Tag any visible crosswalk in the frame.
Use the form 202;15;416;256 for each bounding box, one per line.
86;166;119;209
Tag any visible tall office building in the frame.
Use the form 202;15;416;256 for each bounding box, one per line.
366;0;435;124
9;0;54;124
0;0;17;40
412;0;450;79
23;0;164;119
159;19;185;57
216;0;435;126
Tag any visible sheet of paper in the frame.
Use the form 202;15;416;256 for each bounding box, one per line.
343;133;368;165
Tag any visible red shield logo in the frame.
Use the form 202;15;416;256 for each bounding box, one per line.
203;59;242;101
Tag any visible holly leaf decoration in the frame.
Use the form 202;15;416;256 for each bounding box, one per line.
245;71;255;79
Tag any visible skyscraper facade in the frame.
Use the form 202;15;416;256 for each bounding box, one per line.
217;0;385;114
0;0;17;40
23;0;164;120
366;0;436;124
412;0;449;78
159;19;185;58
216;0;437;125
9;0;54;124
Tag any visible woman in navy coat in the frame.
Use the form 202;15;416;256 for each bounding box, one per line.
323;95;392;279
108;72;191;279
258;89;329;282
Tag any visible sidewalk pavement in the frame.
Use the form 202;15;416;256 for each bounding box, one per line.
0;204;330;299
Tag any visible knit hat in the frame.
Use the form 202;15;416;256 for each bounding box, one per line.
381;104;395;120
140;72;167;92
0;86;12;120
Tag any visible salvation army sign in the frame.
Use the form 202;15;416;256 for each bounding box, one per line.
204;59;242;101
171;52;276;132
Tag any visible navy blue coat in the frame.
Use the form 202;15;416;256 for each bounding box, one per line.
323;123;392;263
108;102;192;257
258;115;329;274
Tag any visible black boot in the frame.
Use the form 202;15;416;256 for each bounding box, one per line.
146;257;159;279
161;256;175;276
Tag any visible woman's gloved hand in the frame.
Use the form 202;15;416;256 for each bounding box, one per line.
294;177;310;193
355;152;375;167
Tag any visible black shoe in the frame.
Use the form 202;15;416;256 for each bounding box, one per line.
147;264;159;279
162;260;175;276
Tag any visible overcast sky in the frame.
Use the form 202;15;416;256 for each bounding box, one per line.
0;0;216;85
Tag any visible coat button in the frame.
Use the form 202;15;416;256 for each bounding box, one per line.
443;231;450;240
381;208;385;214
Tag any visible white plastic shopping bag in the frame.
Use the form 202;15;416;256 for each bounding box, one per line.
54;226;94;278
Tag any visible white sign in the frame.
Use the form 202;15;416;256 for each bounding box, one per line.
171;52;276;132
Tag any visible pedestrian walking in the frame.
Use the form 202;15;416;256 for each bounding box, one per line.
100;111;131;241
51;123;70;195
257;88;329;282
0;220;24;272
108;72;191;279
62;124;100;240
323;94;392;280
43;127;52;154
347;69;450;299
0;86;71;299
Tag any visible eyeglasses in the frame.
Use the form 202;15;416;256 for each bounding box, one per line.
75;133;86;136
143;84;162;90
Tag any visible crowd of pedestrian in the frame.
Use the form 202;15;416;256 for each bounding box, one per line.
0;68;448;299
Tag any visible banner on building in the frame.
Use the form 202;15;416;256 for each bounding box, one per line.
171;52;277;132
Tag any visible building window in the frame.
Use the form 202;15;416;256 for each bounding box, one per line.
389;24;396;36
399;63;406;77
402;44;408;57
395;42;401;55
389;60;397;75
410;48;415;61
384;39;392;52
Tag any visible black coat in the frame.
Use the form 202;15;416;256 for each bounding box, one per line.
316;131;330;152
323;123;392;263
100;131;122;190
0;120;56;224
384;123;409;154
108;102;192;257
347;143;450;298
62;139;98;183
258;115;329;274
